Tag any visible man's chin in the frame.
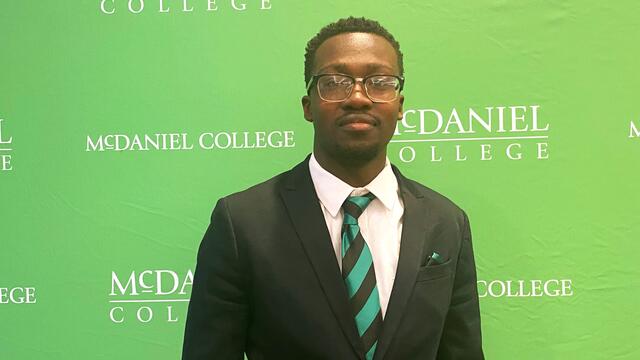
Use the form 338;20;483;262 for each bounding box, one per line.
333;143;381;164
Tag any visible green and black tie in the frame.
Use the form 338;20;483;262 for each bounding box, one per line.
341;193;382;360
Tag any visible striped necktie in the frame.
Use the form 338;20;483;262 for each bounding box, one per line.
341;192;382;360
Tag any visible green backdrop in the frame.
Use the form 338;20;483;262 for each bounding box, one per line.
1;1;639;359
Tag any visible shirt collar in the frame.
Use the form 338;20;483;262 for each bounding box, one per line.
308;153;399;217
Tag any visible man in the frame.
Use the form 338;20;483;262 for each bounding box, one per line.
183;17;484;360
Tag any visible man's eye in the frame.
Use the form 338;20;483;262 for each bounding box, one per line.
325;79;349;87
370;79;397;89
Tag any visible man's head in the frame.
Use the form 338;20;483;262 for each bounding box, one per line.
302;17;405;165
303;17;404;87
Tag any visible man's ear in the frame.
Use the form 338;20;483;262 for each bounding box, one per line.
301;95;313;123
397;94;405;120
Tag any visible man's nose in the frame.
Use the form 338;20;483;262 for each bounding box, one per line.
342;80;372;108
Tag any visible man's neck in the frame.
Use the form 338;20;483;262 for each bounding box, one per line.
313;151;387;188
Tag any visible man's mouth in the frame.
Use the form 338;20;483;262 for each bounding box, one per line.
338;114;378;130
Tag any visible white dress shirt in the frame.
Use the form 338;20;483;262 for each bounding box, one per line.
308;154;404;318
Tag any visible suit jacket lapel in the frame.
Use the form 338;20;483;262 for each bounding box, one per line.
374;166;430;360
279;157;365;359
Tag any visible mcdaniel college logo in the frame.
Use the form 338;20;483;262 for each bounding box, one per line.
99;0;273;14
109;269;192;324
393;104;550;163
0;118;13;172
630;120;639;138
86;130;295;152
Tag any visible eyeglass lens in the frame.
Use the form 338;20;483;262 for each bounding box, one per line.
317;75;400;102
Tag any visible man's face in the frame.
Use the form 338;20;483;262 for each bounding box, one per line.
302;32;404;163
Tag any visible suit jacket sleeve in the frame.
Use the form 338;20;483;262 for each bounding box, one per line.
437;210;484;360
182;198;248;360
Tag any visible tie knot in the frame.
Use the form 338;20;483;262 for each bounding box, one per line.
342;192;376;224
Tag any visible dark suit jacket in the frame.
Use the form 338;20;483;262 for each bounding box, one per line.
183;157;484;360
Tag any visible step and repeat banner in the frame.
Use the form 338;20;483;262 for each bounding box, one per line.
1;1;639;359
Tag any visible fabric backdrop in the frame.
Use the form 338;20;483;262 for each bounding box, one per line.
1;1;639;359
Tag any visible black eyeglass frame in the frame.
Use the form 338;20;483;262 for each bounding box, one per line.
305;73;405;103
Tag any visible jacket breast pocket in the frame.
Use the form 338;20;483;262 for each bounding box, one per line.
415;258;454;282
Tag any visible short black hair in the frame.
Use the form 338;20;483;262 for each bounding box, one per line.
304;16;404;86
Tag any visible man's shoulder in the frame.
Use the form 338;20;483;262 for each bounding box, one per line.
224;168;292;203
394;166;466;217
220;159;306;206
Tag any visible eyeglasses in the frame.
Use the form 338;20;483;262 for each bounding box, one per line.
306;73;404;103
